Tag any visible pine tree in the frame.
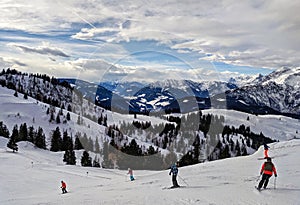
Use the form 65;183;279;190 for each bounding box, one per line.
81;151;92;167
28;126;35;143
63;149;76;165
35;127;46;149
66;112;71;121
7;125;18;152
56;113;61;124
0;121;10;138
235;140;241;156
74;133;84;150
14;90;18;97
62;130;73;151
24;92;28;99
95;137;100;153
19;123;28;141
50;127;62;152
93;155;101;167
11;124;19;142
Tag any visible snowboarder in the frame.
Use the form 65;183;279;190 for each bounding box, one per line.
127;168;135;181
169;162;180;188
257;157;277;190
263;143;270;158
61;180;68;194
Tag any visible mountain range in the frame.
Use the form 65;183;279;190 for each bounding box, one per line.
59;67;300;118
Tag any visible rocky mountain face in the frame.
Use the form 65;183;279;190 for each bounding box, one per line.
226;67;300;118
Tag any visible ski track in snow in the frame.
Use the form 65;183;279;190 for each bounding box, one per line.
1;137;300;205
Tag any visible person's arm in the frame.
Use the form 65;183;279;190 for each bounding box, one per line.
273;165;277;177
260;163;265;175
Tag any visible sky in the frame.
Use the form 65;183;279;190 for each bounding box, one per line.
0;0;300;83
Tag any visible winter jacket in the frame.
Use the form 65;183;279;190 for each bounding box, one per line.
169;165;178;176
61;182;67;189
127;169;133;176
261;161;277;176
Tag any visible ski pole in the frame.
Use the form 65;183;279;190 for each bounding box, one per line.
178;175;189;186
256;175;261;182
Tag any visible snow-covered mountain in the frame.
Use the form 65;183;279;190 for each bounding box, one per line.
226;67;300;118
1;68;300;169
1;136;300;205
63;67;300;118
228;74;263;87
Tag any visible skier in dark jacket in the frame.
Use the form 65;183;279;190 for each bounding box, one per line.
169;162;180;188
257;157;277;190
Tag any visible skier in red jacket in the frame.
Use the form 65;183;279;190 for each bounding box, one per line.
263;143;270;158
257;157;277;190
61;180;68;194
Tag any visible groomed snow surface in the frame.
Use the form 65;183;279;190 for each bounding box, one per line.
1;137;300;205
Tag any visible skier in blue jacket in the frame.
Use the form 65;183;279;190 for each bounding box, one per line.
169;162;180;188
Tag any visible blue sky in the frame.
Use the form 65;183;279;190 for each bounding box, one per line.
0;0;299;83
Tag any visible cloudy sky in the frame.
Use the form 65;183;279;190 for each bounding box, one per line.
0;0;299;83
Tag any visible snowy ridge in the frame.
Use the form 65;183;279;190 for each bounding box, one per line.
1;137;300;205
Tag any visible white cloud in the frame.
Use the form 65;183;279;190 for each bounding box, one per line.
10;42;70;57
1;0;300;80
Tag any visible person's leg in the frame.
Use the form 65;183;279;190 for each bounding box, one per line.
172;175;176;187
263;175;271;189
174;175;179;187
264;149;268;158
258;174;267;189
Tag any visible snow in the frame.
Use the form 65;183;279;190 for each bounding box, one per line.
1;137;300;205
1;79;300;204
201;109;300;141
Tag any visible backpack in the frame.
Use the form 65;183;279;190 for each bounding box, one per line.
264;162;273;172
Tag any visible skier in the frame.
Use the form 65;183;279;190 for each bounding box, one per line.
169;162;180;188
263;143;270;158
61;180;68;194
127;168;135;181
257;157;277;190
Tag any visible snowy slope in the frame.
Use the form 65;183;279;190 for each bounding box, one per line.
1;137;300;205
0;86;169;150
201;109;300;141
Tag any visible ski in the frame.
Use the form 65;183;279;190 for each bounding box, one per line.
257;157;274;160
255;186;269;191
162;186;184;190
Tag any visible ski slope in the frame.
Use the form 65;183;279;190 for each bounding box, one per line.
1;137;300;205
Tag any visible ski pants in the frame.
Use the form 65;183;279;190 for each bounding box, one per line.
172;174;179;187
62;187;67;193
258;174;272;189
264;149;269;158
